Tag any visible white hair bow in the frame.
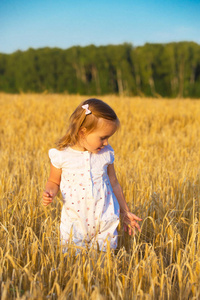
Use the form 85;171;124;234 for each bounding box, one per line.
82;104;92;115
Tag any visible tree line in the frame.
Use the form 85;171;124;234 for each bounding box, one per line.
0;42;200;97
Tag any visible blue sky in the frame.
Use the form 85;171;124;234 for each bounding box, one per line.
0;0;200;54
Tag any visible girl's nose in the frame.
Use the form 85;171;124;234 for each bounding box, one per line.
103;139;108;146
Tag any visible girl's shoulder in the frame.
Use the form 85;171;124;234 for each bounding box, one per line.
49;147;71;169
98;144;115;164
104;144;114;152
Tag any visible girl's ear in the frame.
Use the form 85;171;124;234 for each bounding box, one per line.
78;127;87;138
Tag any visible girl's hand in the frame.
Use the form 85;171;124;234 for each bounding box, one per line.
121;211;142;235
42;190;54;206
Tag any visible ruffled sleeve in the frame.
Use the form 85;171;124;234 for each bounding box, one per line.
106;144;115;164
49;148;62;169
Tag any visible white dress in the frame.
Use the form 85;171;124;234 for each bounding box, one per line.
49;144;120;250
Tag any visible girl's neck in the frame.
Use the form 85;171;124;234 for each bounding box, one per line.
70;141;86;152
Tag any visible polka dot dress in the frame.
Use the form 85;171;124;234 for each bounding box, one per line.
49;145;120;250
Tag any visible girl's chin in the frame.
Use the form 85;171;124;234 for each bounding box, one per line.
89;147;104;153
92;147;102;153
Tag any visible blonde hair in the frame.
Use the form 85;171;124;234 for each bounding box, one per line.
56;98;120;150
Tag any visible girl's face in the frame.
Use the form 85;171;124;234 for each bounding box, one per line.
79;118;118;153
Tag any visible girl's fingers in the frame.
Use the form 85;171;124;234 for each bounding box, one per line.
135;223;141;232
128;225;135;236
43;191;52;197
123;213;142;223
128;213;142;221
130;220;141;231
43;198;53;202
42;190;53;206
43;199;52;206
123;213;142;233
124;224;127;232
43;195;53;200
124;223;136;235
129;227;132;235
134;216;142;221
42;197;53;203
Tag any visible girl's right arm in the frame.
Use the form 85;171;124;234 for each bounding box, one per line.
42;163;62;206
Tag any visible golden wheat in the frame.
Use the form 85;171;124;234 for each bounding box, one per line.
0;93;200;299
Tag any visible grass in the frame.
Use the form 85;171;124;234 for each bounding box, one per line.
0;93;200;299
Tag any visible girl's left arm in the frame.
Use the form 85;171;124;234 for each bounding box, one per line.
107;163;142;235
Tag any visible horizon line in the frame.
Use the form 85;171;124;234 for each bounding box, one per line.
0;40;199;55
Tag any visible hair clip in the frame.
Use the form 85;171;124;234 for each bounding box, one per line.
82;104;92;115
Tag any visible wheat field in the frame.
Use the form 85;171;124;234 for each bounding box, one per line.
0;93;200;299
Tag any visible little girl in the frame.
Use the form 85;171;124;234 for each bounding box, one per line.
43;98;142;251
